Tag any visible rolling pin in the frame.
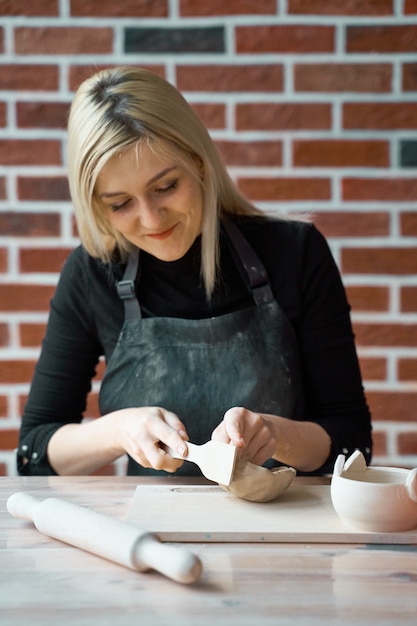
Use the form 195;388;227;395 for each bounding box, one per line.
7;492;202;584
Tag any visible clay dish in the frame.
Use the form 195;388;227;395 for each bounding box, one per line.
330;450;417;532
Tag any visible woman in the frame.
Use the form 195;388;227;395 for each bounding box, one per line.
17;66;372;477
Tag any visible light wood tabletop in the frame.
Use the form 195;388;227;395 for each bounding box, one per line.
1;475;416;626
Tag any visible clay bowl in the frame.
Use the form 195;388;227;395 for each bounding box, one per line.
330;450;417;532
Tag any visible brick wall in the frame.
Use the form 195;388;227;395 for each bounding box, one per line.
0;0;416;476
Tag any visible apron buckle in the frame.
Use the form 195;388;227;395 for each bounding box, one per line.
116;279;135;300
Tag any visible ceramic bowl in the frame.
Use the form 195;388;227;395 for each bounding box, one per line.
330;450;417;532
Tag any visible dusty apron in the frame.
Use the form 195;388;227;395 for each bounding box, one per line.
99;218;304;476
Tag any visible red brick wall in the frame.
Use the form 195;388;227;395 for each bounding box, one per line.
0;0;416;475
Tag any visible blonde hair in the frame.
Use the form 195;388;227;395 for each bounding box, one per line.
67;66;262;297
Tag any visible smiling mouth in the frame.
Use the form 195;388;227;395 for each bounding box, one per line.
146;225;177;240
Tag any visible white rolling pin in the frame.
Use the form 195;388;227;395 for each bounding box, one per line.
7;492;202;584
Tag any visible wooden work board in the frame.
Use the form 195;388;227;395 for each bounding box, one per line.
125;483;417;544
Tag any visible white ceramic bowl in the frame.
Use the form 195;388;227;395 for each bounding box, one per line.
330;450;417;532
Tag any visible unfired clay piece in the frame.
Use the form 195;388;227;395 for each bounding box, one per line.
331;450;417;532
220;459;296;502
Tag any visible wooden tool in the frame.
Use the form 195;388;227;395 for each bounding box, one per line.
166;440;237;485
7;492;202;584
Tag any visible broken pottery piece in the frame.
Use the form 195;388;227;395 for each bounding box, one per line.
219;458;296;503
331;450;417;532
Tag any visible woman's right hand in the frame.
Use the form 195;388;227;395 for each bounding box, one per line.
115;406;189;472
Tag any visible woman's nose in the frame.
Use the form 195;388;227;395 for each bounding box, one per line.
136;198;165;228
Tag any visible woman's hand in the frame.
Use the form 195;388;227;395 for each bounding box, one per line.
211;406;332;472
211;407;280;466
116;407;189;472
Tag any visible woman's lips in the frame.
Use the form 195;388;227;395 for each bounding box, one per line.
146;225;177;240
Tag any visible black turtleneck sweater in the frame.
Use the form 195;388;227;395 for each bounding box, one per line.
18;215;372;475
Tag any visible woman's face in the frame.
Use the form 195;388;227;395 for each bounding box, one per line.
95;142;203;262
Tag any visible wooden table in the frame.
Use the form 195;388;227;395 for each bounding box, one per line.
1;476;417;625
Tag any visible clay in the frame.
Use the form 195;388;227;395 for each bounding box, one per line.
331;450;417;532
219;459;296;503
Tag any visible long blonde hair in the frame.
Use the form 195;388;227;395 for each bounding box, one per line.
67;66;261;297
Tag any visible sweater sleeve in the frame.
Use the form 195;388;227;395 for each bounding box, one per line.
294;223;372;473
17;247;104;475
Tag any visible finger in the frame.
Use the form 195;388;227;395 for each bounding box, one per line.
211;422;231;444
222;407;247;447
163;410;189;440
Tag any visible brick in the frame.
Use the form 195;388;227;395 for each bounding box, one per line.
0;247;7;272
345;285;389;312
343;178;417;201
236;25;334;53
71;0;167;17
398;358;417;382
19;323;47;348
288;0;393;14
191;103;226;130
0;177;6;200
0;64;58;90
403;63;417;91
347;26;417;53
401;211;417;236
358;356;387;381
69;64;166;92
236;177;331;201
0;140;61;166
20;248;72;273
0;429;19;450
16;101;70;129
0;361;35;384
342;248;417;275
0;101;6;127
180;0;276;15
400;286;417;313
125;27;224;53
0;212;60;237
215;140;282;167
0;285;55;312
0;0;58;15
366;391;417;422
293;140;389;168
236;103;331;131
0;323;9;346
344;103;417;130
18;177;70;201
405;0;417;13
397;432;417;455
15;27;113;55
86;392;100;418
0;395;7;417
72;215;79;238
353;322;417;347
18;395;27;416
177;65;283;92
294;63;392;93
314;211;389;238
371;430;387;456
400;141;417;168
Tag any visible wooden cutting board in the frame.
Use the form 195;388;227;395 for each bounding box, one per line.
125;483;417;544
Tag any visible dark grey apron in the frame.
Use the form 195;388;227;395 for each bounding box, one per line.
99;218;304;476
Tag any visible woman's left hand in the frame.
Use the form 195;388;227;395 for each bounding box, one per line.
211;406;281;466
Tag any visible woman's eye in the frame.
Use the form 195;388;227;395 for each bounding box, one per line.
110;199;131;212
155;180;178;194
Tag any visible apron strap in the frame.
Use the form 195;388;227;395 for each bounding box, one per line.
116;248;142;320
222;216;275;306
116;217;274;319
